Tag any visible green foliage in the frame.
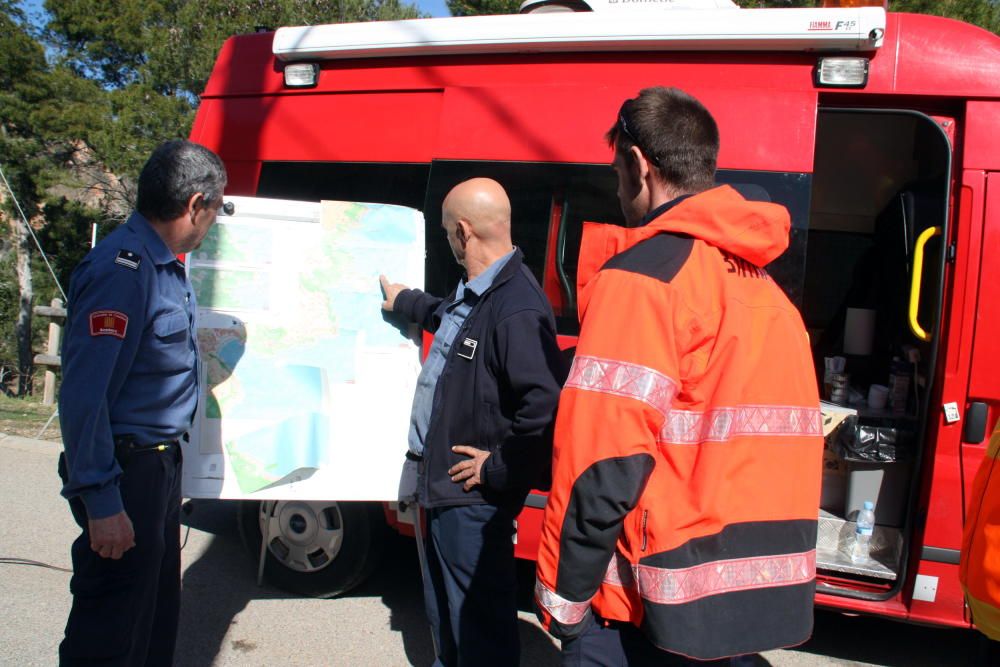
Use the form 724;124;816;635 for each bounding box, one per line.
1;4;49;212
892;0;999;34
44;0;425;173
447;0;521;16
734;0;998;33
3;0;429;391
454;0;999;31
36;198;103;292
733;1;813;6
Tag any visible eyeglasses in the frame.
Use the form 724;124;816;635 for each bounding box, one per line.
617;102;661;169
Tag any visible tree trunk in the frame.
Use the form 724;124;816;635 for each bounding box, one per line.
9;213;33;396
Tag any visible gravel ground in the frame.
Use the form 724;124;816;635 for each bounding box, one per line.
0;432;985;666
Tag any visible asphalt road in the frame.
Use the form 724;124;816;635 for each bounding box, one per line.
0;433;988;666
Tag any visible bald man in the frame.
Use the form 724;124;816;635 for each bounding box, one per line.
381;178;564;666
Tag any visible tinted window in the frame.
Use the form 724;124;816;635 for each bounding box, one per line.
258;162;430;210
256;161;809;336
424;160;624;333
717;170;811;307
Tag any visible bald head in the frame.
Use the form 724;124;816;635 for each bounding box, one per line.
440;178;514;278
443;178;511;244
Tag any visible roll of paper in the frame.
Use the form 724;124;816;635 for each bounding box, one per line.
844;307;876;356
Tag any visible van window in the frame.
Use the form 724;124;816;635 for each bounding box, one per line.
718;171;811;308
257;162;430;210
424;160;625;333
257;160;809;337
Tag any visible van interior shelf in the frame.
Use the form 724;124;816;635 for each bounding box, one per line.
816;511;902;581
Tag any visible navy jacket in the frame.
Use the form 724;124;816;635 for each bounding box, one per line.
395;250;565;509
59;213;199;519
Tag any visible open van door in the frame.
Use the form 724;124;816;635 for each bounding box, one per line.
802;110;951;606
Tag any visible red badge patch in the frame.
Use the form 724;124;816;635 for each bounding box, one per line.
89;310;128;339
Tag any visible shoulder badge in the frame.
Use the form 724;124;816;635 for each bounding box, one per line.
115;250;141;270
89;310;128;339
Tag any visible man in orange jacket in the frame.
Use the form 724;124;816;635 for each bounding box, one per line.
534;87;823;665
961;418;1000;654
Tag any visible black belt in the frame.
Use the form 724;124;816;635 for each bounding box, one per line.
113;436;182;467
405;450;423;462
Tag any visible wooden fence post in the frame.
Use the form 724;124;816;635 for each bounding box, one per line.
33;298;66;405
42;298;64;405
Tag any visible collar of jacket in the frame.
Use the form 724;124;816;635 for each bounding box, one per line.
637;194;693;228
127;211;180;266
574;185;791;304
448;247;525;304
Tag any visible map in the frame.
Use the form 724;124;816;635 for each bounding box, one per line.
182;196;424;501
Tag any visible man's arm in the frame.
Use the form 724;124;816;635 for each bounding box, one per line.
534;270;685;638
380;274;443;332
59;259;147;557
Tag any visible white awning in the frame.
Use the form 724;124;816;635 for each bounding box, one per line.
272;7;885;62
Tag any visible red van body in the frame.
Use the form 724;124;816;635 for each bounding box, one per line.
191;5;1000;630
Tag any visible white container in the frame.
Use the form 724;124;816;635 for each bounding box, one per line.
867;384;889;410
852;501;876;562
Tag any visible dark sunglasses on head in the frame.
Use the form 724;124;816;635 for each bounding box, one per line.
618;102;661;169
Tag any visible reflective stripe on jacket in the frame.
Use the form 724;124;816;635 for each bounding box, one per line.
961;420;1000;640
535;186;823;660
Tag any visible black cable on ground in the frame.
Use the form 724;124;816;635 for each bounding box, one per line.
0;557;72;573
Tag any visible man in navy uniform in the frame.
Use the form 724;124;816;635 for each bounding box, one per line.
57;140;227;666
380;178;565;666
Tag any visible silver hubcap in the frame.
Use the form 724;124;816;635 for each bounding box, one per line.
259;501;344;573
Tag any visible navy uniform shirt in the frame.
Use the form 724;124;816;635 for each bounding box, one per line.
59;212;200;520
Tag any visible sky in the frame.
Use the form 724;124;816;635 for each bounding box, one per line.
19;0;453;23
419;0;452;17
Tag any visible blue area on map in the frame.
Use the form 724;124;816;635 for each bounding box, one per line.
226;362;326;419
218;339;245;370
283;336;357;384
326;290;410;348
351;207;417;245
234;411;329;478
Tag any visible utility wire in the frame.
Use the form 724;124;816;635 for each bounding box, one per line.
0;557;72;573
0;161;68;301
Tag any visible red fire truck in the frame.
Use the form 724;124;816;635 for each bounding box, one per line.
189;0;1000;630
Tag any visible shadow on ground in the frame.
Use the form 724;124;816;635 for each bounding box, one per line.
160;499;998;667
786;609;988;667
174;500;285;667
173;500;559;667
348;531;561;666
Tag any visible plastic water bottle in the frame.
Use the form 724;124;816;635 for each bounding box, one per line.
852;501;876;563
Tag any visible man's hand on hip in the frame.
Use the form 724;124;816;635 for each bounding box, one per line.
88;510;136;560
379;275;409;312
449;445;490;491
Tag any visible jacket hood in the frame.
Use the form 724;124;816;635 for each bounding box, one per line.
576;186;791;298
648;185;790;266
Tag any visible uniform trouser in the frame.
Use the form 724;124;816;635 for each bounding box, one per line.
561;617;760;667
58;448;182;667
422;503;519;667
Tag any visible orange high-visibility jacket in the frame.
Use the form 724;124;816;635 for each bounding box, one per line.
961;419;1000;640
535;186;823;660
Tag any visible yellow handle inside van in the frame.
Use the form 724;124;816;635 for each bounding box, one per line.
908;226;942;342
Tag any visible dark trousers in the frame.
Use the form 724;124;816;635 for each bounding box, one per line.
421;503;519;667
562;617;761;667
58;449;182;667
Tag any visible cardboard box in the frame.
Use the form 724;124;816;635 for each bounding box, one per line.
820;401;857;515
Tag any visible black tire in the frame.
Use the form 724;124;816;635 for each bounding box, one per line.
237;500;386;598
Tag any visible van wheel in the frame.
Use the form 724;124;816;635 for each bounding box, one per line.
237;500;385;598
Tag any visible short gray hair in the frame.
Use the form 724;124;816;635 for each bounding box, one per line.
136;140;227;221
